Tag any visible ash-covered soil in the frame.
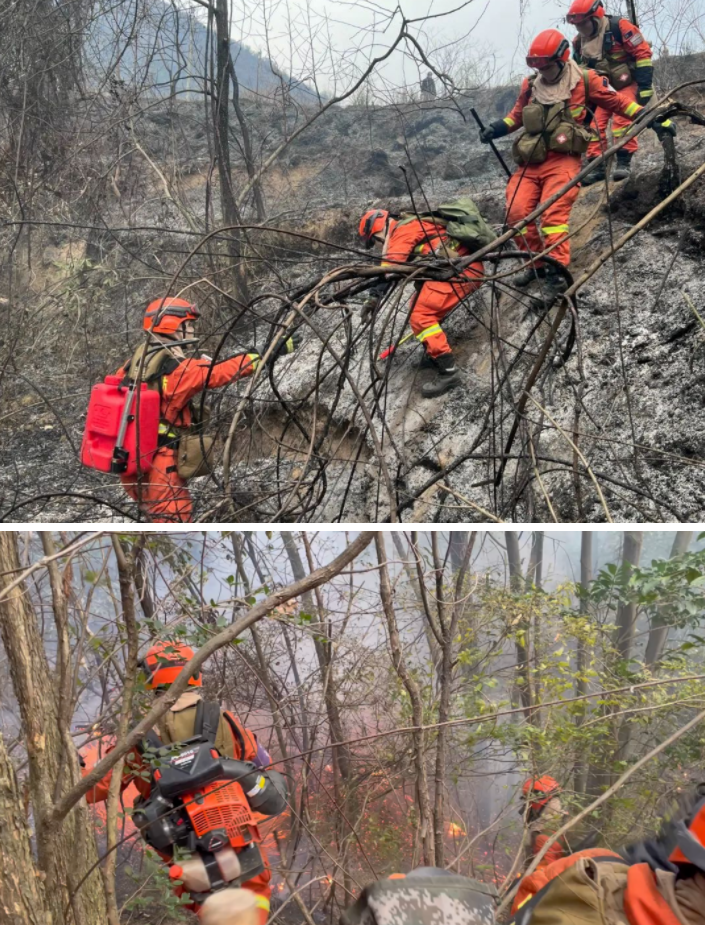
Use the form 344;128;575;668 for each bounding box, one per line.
2;57;705;523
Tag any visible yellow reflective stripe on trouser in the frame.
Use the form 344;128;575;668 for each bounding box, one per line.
625;101;641;117
636;58;653;67
416;324;443;343
254;896;271;912
503;116;516;127
541;225;569;236
612;125;631;137
638;88;654;97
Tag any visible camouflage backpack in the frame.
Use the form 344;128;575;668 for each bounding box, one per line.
340;868;497;925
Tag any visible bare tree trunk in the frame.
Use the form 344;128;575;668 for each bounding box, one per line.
103;537;141;925
281;532;352;780
574;531;593;795
431;532;475;867
506;532;532;718
525;531;544;591
644;531;693;667
613;531;644;662
212;0;249;302
0;730;50;925
0;532;107;925
375;532;435;866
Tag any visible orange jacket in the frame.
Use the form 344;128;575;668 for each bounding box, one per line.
573;18;653;91
531;832;566;869
83;711;260;804
512;847;621;914
115;352;258;433
381;218;473;268
501;68;643;136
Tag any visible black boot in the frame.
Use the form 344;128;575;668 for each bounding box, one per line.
613;151;633;181
421;352;462;398
543;267;569;300
581;156;606;186
418;348;436;370
513;264;547;288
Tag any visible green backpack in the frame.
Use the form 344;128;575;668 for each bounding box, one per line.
399;197;497;251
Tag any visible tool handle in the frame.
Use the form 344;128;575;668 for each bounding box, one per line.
470;107;512;178
378;331;416;360
110;383;137;474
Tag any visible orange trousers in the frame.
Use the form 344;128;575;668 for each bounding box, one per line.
506;155;582;268
409;262;484;357
122;447;193;523
587;81;639;158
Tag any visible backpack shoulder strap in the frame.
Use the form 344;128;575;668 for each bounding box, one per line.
198;701;222;745
607;15;623;44
222;710;247;759
582;68;590;107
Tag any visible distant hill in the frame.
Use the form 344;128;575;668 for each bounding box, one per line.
84;0;318;102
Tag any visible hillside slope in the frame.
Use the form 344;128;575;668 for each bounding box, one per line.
1;57;704;522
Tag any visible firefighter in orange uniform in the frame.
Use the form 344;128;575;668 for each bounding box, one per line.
358;209;484;397
83;642;284;925
117;297;296;523
479;29;674;299
521;776;568;870
511;783;705;925
568;0;658;183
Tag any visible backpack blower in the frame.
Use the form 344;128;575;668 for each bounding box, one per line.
132;730;287;905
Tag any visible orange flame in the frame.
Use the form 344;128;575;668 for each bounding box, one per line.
447;822;465;836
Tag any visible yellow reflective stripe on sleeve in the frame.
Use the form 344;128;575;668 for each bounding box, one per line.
625;101;641;117
541;224;569;236
247;353;261;371
660;119;674;128
570;106;585;118
517;227;528;236
516;895;533;911
636;58;653;67
416;324;443;343
162;376;169;392
254;897;271;912
503;116;516;127
158;423;178;437
414;243;426;253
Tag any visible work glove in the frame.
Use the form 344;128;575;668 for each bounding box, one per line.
653;116;677;138
479;125;496;144
637;87;655;106
268;329;301;364
479;119;509;144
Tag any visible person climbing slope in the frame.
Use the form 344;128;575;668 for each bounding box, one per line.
478;29;674;301
567;0;661;183
358;205;489;398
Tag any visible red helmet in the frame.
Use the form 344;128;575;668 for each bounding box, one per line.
566;0;605;24
359;209;390;249
140;640;202;690
143;297;200;336
522;775;561;814
527;30;571;70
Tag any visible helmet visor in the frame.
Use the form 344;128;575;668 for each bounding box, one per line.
527;54;556;69
566;11;591;23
